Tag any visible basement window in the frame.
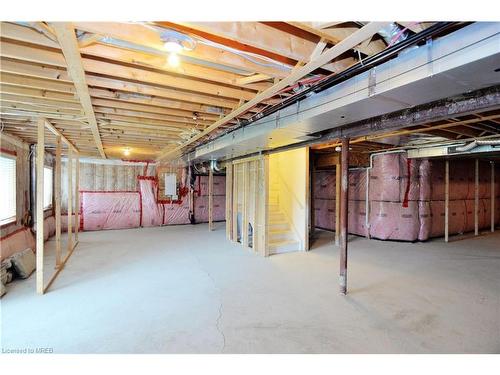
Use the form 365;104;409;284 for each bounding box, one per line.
0;154;17;225
43;167;53;210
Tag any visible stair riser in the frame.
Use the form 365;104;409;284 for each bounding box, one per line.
270;213;285;221
269;222;289;231
269;241;300;254
269;232;295;242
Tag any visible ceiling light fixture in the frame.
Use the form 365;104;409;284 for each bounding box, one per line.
123;147;131;156
160;30;196;69
167;52;180;68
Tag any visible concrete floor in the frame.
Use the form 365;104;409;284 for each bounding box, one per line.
1;225;499;354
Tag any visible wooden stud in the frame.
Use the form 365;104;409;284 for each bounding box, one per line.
242;162;249;248
36;117;45;295
75;153;80;242
225;163;233;241
310;155;316;238
445;160;449;242
232;163;239;242
208;167;214;231
475;159;479;236
67;148;73;252
251;161;258;251
55;135;62;266
263;155;270;257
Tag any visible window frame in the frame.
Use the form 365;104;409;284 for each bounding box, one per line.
0;152;17;227
43;166;54;211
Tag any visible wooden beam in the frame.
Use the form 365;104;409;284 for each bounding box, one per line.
0;131;29;149
36;117;45;295
67;148;73;253
55;135;62;266
225;163;233;241
287;22;385;56
44;119;79;153
72;22;290;79
75;153;80;242
157;22;388;161
242;162;249;247
263;156;270;257
79;44;271;92
52;23;106;158
235;73;271;86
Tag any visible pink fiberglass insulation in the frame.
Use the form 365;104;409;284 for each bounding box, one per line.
81;191;141;231
313;153;500;241
196;175;226;196
163;199;190;225
429;200;467;238
139;179;163;227
314;198;335;230
348;170;367;201
418;201;432;241
399;155;421;202
419;159;432;201
314;171;336;199
348;200;367;236
369;153;401;202
193;195;226;223
0;228;35;261
369;201;420;241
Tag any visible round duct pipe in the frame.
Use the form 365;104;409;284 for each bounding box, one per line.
210;159;223;172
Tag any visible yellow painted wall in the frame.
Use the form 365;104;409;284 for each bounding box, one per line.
269;147;309;250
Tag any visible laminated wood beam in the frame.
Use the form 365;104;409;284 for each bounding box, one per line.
51;23;106;158
157;22;388;161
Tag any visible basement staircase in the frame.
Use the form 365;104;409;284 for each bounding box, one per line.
268;181;301;254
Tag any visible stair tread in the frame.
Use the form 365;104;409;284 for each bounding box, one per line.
269;239;300;246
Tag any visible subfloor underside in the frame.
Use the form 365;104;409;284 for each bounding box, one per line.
1;225;499;353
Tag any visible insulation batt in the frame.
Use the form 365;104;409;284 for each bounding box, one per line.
313;153;500;241
81;192;141;231
193;175;227;223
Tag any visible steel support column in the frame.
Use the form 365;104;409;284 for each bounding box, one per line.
339;137;349;295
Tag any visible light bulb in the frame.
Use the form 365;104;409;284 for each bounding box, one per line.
164;40;183;53
167;52;180;67
123;147;130;156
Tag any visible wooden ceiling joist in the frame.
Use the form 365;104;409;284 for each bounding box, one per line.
157;22;389;161
52;22;106;158
72;22;291;79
